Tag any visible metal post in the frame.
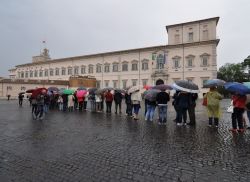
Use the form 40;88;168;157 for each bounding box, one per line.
182;25;184;80
102;55;104;88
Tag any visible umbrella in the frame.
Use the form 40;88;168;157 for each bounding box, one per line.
144;89;161;101
203;79;225;88
88;88;97;95
243;82;250;89
18;92;25;95
152;84;172;91
59;88;66;95
76;90;87;98
95;89;103;95
31;88;47;97
102;87;113;92
128;86;140;94
48;87;59;92
114;88;126;94
224;82;250;95
26;89;35;93
63;89;75;95
77;86;87;91
172;80;199;93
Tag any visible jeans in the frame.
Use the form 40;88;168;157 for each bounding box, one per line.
96;102;102;111
32;104;37;113
59;103;63;111
35;105;44;118
145;105;156;121
177;107;188;123
63;102;67;112
19;99;23;106
126;103;133;116
106;101;112;113
90;100;96;111
115;102;122;113
232;107;244;129
44;104;49;113
158;105;167;123
133;104;140;114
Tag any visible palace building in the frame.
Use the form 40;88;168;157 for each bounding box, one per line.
8;17;220;96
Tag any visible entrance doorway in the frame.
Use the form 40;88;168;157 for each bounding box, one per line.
156;79;164;85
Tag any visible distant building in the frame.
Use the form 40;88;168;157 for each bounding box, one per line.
8;17;220;97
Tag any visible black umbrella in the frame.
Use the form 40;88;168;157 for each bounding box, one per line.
19;92;25;95
88;88;97;95
144;89;161;101
172;80;199;93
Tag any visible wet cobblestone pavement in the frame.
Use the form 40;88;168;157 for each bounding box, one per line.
1;99;250;182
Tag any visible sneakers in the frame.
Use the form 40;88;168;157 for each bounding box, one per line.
177;123;182;126
208;124;212;127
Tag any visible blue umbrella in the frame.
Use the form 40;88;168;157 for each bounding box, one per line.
203;79;225;88
224;82;250;95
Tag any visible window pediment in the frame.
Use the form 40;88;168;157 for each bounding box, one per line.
131;60;138;63
172;56;181;60
185;54;195;58
200;53;210;57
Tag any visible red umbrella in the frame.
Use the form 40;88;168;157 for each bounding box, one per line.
76;90;87;98
31;88;47;97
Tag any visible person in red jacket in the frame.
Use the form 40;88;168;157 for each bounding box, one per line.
230;93;247;132
104;90;113;113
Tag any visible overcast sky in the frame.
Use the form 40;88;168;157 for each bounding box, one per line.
1;0;250;76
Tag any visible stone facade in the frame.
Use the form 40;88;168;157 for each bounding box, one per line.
8;17;220;97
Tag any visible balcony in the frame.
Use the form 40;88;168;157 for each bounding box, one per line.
151;68;168;78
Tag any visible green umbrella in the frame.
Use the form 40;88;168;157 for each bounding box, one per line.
63;89;75;95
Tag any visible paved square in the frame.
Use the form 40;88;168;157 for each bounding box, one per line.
0;99;250;181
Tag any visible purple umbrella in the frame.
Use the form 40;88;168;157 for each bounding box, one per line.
152;84;172;91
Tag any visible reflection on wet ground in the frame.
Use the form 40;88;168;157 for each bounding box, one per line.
0;99;250;181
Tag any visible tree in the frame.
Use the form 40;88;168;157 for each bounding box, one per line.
217;63;246;82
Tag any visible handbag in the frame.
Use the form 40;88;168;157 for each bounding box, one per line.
202;97;207;106
226;105;234;113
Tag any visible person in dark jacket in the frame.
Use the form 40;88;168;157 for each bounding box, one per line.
114;90;123;114
187;93;198;125
18;94;24;106
176;91;190;126
125;92;132;117
172;91;180;122
156;91;170;125
104;90;113;113
62;94;68;112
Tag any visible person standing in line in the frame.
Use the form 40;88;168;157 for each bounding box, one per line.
18;94;24;106
78;95;84;111
156;90;170;125
131;90;142;120
68;94;74;112
7;94;11;101
31;95;37;114
57;95;63;111
125;92;133;117
35;94;45;119
203;87;223;128
230;93;246;132
100;92;105;112
187;93;198;126
145;99;157;122
144;98;148;116
62;94;68;112
104;90;113;113
43;94;50;113
114;90;123;114
176;91;190;126
172;91;180;122
95;94;102;112
84;92;88;110
73;92;78;110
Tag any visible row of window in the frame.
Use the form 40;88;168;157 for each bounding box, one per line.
18;62;149;78
172;55;209;68
96;79;149;89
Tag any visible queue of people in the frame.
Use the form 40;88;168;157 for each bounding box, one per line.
21;81;250;133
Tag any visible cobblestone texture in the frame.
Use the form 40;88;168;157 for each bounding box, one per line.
0;99;250;181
